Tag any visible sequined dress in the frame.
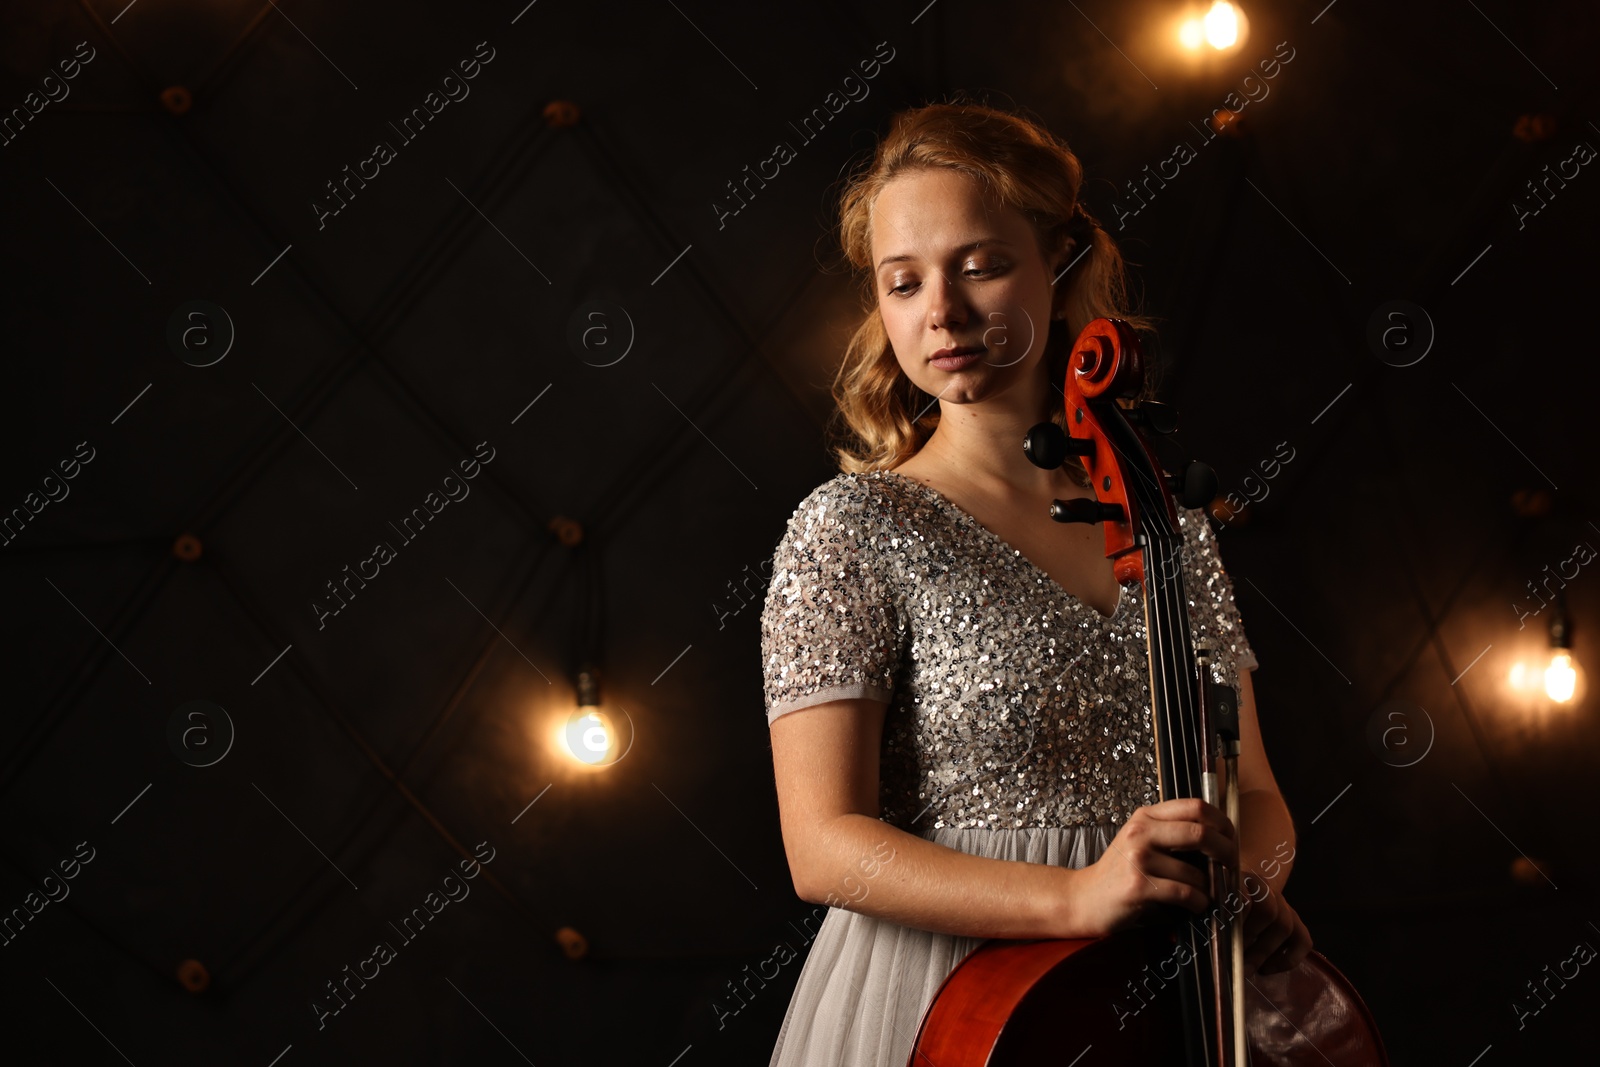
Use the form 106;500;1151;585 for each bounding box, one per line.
759;469;1258;1067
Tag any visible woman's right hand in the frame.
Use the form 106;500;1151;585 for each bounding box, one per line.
1060;798;1238;938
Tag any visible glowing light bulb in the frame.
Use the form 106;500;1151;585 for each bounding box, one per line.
1545;650;1577;703
562;709;614;764
1204;3;1241;49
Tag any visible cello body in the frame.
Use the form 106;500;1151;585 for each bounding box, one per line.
908;933;1390;1065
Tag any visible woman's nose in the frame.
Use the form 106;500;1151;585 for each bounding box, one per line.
926;272;968;328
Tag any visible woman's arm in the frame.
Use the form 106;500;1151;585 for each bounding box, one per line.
771;696;1075;939
1231;668;1298;893
769;697;1231;941
1228;667;1315;973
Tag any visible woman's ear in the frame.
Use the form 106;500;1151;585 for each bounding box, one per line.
1049;235;1075;280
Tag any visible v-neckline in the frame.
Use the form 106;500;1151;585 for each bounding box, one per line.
873;468;1126;621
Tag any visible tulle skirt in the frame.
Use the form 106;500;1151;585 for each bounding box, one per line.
768;823;1116;1067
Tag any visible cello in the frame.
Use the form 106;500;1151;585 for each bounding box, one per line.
907;318;1388;1066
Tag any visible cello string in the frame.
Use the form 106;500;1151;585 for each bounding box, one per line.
1133;460;1196;805
1124;423;1216;1059
1117;430;1213;1059
1155;501;1219;1058
1169;530;1220;1060
1154;522;1217;1060
1133;558;1213;1057
1166;533;1223;1060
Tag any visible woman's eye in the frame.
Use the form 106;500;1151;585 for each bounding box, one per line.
886;263;1006;296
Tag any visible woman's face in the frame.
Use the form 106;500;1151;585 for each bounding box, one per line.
869;167;1060;408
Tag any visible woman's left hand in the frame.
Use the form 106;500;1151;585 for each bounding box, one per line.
1240;881;1313;975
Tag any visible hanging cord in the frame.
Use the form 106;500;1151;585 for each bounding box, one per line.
569;533;607;691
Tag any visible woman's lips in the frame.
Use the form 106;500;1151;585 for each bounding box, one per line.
930;350;985;370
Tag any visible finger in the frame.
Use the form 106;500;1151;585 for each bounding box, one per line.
1140;852;1212;894
1239;889;1274;940
1244;925;1293;974
1144;798;1237;839
1140;875;1212;916
1112;859;1215;919
1139;819;1238;868
1258;920;1314;974
1242;902;1298;972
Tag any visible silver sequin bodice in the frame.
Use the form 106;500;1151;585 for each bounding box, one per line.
760;469;1258;833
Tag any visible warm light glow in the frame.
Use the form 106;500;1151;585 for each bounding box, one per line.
1545;650;1578;703
1179;3;1244;51
1508;661;1528;689
561;709;615;765
1203;2;1240;49
1507;650;1584;708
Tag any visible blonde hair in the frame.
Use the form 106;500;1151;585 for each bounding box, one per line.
825;97;1157;478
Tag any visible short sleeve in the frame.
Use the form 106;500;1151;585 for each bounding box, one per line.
759;479;901;725
1176;507;1259;689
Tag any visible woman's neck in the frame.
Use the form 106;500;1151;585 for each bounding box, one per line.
907;401;1078;498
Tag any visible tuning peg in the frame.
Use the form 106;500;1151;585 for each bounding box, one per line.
1024;421;1095;470
1166;461;1217;509
1126;401;1179;435
1050;497;1126;525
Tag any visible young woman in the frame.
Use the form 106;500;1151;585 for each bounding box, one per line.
758;100;1313;1066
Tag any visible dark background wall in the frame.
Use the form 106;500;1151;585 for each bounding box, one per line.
2;0;1596;1063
